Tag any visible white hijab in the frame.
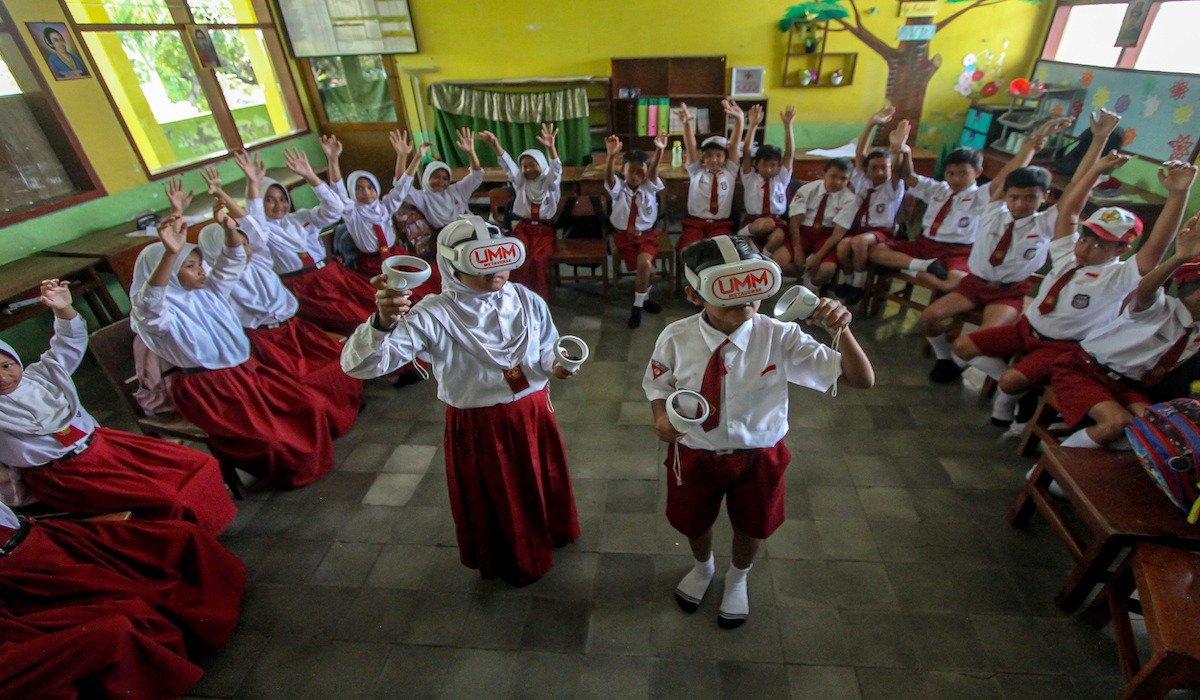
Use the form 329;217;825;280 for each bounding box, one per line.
260;177;292;216
345;170;386;221
418;162;460;227
0;501;18;529
517;149;551;204
197;223;298;328
0;340;80;437
129;242;251;369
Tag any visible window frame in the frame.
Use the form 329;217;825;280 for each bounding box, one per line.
62;0;309;180
1041;0;1185;70
295;55;406;130
0;4;104;226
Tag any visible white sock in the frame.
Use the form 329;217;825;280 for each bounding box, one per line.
928;333;954;360
969;356;1009;381
675;554;715;609
850;271;867;288
991;390;1025;422
1025;465;1065;499
719;564;751;624
634;292;647;307
1062;430;1104;449
906;258;934;273
736;226;752;238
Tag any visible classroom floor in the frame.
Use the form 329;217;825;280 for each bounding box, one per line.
76;282;1178;700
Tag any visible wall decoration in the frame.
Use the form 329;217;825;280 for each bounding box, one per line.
731;67;766;97
277;0;418;57
1169;79;1189;101
1115;0;1149;48
25;22;89;81
897;24;936;41
899;1;939;18
185;25;221;69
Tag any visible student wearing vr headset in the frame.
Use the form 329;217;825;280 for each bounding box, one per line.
643;235;874;628
341;215;580;586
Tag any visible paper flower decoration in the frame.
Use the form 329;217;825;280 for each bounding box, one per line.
1174;103;1195;125
1092;86;1111;109
1114;95;1131;114
1168;134;1195;162
1170;79;1189;101
1145;95;1161;119
1081;71;1094;88
1122;128;1137;146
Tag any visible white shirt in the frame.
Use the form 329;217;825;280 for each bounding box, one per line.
499;153;563;220
741;170;791;217
788;181;856;228
250;182;344;274
967;201;1058;284
909;176;989;246
607;177;665;233
339;176;413;253
833;170;905;231
198;218;299;329
685;160;739;219
1081;292;1200;380
1025;234;1142;341
406;169;485;229
643;313;840;451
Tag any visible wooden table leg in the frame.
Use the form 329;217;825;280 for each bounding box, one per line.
1055;538;1126;611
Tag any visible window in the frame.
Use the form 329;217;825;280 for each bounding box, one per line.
1043;0;1200;74
1048;4;1127;68
1134;1;1200;73
0;6;101;223
307;55;398;123
68;0;307;176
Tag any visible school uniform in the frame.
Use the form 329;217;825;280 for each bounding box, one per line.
338;170;440;299
499;150;562;299
1052;291;1200;427
341;242;578;586
831;170;905;242
130;242;336;489
679;159;740;250
643;313;840;539
886;176;986;272
740;169;790;230
250;177;378;335
407;162;485;230
954;200;1058;310
969;233;1142;386
0;320;236;535
787;181;856;264
607;175;665;270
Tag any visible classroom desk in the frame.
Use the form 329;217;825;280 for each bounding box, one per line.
0;255;122;331
448;165;586;190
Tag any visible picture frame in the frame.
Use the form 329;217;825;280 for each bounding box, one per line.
26;22;90;81
1115;0;1149;48
731;66;765;98
185;24;221;69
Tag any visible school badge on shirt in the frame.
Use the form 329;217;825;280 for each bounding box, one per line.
651;360;669;380
503;366;531;394
1071;294;1090;309
51;424;88;448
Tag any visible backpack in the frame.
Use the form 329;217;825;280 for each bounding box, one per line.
1125;398;1200;520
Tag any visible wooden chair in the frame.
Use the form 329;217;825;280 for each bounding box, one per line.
548;195;610;300
1017;387;1068;457
88;321;244;499
610;192;675;295
488;186;516;231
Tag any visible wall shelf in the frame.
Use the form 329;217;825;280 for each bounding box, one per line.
782;20;857;89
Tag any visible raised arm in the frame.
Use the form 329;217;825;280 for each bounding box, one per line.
40;279;78;323
1054;110;1122;234
677;102;698;165
1136;162;1199;273
284;147;322;188
164;176;194;217
887;119;911;187
649;132;667;182
724;100;745;165
200;166;249;220
857;105;894;171
741;104;762;175
988;117;1074;202
781;105;796;180
149;215;188;288
404;142;432;179
38;280;85;373
388;129;413;181
456;127;482;171
320;134;343;186
1135;213;1200;311
205;202;249;299
538;123;559;162
477;130;505;160
603;135;621;189
233;150;265;201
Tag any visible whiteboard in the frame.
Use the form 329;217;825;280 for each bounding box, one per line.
278;0;417;57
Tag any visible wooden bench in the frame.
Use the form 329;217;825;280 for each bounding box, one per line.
1017;387;1069;456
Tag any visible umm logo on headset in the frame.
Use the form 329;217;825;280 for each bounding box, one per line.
468;241;523;270
710;267;779;302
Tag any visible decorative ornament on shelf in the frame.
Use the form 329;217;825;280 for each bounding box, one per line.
799;69;817;86
831;69;844;86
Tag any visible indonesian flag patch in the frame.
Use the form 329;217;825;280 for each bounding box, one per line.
651;360;669;380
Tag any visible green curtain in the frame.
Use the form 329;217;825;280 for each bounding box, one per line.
429;83;591;168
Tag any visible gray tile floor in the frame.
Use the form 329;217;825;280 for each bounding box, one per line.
75;283;1186;699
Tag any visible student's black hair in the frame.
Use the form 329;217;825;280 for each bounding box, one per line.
1003;166;1052;192
682;236;763;282
624;150;651;166
864;149;892;167
944;147;983;170
824;157;851;173
43;27;63;48
754;145;783;164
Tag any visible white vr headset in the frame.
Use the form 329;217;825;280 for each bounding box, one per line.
437;215;527;275
683;235;782;307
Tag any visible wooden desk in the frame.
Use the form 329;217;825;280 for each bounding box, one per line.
448;165;586;191
0;255;122;331
1009;443;1200;611
793;146;938;180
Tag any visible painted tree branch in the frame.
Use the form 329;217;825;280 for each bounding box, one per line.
936;0;1006;30
835;0;897;58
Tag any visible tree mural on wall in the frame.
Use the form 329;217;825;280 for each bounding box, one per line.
781;0;1042;139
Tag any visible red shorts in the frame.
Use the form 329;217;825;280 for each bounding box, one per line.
885;236;972;273
665;440;789;540
967;317;1079;387
1050;349;1151;428
951;274;1032;312
740;214;789;231
789;225;837;264
847;227;892;245
678;217;733;251
612;228;660;270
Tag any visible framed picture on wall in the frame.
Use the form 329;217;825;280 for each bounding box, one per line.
26;22;90;81
186;25;222;69
1115;0;1149;47
731;67;765;97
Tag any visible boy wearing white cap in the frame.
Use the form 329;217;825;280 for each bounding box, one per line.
675;100;746;252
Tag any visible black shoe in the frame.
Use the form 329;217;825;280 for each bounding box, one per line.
674;590;701;614
1015;391;1040;424
627;306;642;329
841;287;864;305
991;417;1013;428
929;359;964;383
717;611;747;629
926;259;949;280
834;283;854;299
643;299;662;314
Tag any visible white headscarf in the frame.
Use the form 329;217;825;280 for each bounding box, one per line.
260;177;292;219
0;340;80;437
345;170;386;220
0;501;18;529
129;242;251;369
197;223;298;328
517;149;551;204
417;162;460;228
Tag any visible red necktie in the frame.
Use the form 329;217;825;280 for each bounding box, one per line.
699;339;729;432
851;188;875;229
709;172;721;216
1144;328;1194;386
373;224;390;255
531;203;541;221
761;180;772;217
626;194;639;233
812;194;829;229
298;252;316;269
988;222;1014;267
927;196;955;238
1037;266;1081;315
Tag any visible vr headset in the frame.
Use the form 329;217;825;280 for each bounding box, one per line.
684;235;782;307
437;215;527;275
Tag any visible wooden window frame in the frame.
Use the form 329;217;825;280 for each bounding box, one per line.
295;55;406;131
1041;0;1183;69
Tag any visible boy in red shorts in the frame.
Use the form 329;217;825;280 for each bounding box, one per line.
737;104;796;255
675;100;746;251
644;236;874;627
777;158;855;290
604;132;667;328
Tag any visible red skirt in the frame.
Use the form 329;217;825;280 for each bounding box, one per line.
508;221;557;300
0;600;202;700
18;427;237;536
170;359;334;489
352;251;442;303
0;518;245;650
281;262;379;335
247;317;363;437
443;388;579;585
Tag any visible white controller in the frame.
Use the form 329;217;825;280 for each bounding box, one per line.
774;285;820;323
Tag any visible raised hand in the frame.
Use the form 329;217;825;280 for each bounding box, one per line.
870;105;895;125
746;103;764;127
1095;149;1131;173
1159;161;1199;193
1090;108;1121;137
39;279;72;311
284;147;315;179
164;176;193;216
454;127;476;153
888;119;911;152
537;123;559;148
781;105;796;125
476;130;500;149
1178;213;1200;261
157;214;187;254
605;134;622;156
200;166;222;195
233;150;265;182
319;134;342;159
1034;117;1074;140
212;200;235;231
388;129;413;156
653;132;669;151
722;99;745;121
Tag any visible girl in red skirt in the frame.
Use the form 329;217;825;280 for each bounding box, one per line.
478;125;562;299
0;280;236;535
405;127;485;234
341;215;580;585
129;212;336;490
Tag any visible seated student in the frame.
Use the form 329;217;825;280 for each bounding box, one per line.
675;100;747;251
1049;213;1200;450
130;211;337;490
477;125;563;300
778;158;855;289
0;280;236;536
341;215;580;586
957;155;1195;426
407;127;485;234
920;114;1076;382
737;104;796;255
644;236;874;628
604;132;667;328
827;107;908;305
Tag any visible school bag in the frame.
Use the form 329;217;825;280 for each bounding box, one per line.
1125;398;1200;520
